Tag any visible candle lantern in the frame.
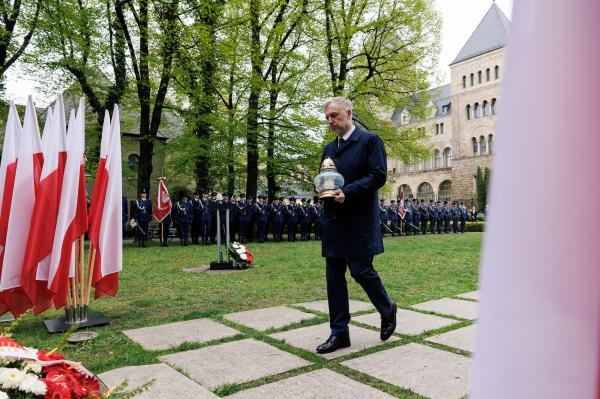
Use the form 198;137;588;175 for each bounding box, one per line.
314;157;345;198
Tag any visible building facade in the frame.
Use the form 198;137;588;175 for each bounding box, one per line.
389;3;509;205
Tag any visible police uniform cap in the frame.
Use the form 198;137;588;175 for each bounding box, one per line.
301;198;307;202
444;200;448;204
239;193;246;198
211;192;217;196
278;197;284;201
257;194;264;199
289;196;295;201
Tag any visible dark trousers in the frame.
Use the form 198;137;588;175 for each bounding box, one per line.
460;219;466;233
179;222;190;245
257;221;267;242
191;221;201;243
390;219;398;236
421;219;427;234
437;219;443;234
287;220;297;241
200;219;211;244
300;220;309;240
158;221;169;246
326;257;394;336
137;221;149;246
444;218;450;233
413;218;420;234
272;221;283;241
429;218;435;234
239;219;248;242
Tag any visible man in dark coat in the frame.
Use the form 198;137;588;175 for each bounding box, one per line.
176;192;193;245
191;192;203;244
133;189;152;247
316;97;396;354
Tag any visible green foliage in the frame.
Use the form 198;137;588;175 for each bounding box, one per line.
465;221;485;232
476;166;491;211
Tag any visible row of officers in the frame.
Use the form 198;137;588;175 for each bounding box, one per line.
130;190;480;247
379;198;479;236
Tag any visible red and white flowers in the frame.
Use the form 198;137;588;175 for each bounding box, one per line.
228;242;255;268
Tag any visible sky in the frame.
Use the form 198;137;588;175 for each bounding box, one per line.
435;0;513;84
5;0;514;106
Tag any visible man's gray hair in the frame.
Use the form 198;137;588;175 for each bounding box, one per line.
323;97;353;112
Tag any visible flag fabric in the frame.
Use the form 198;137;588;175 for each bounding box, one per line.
153;177;171;223
397;187;406;220
470;2;600;398
21;95;68;314
91;104;122;299
88;110;111;237
46;98;88;309
0;103;22;262
0;96;44;316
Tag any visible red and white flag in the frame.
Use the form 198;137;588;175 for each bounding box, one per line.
21;95;68;314
0;96;44;316
397;187;406;220
471;2;600;398
0;103;22;263
46;98;88;309
153;177;171;223
91;104;122;299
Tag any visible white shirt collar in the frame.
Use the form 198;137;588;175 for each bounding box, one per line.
341;125;355;141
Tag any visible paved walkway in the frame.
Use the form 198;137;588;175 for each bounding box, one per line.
99;291;479;399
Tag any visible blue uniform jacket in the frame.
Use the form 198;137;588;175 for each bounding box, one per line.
320;127;385;258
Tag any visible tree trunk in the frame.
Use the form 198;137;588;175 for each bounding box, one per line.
245;0;261;198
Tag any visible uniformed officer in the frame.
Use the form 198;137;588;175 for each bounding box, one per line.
236;193;249;243
436;200;444;234
307;198;317;240
191;192;203;244
403;199;413;235
314;198;323;240
176;192;193;245
122;195;128;227
443;200;451;233
268;197;284;242
285;197;297;241
419;199;428;234
209;192;218;244
460;201;468;233
379;199;388;236
388;200;399;236
134;189;152;247
200;191;211;245
428;199;436;234
411;198;420;235
451;201;460;233
253;195;268;243
298;198;309;241
219;192;232;241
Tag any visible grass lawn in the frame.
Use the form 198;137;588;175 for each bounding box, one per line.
14;232;482;398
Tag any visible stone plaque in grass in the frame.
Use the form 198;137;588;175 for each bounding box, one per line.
456;291;480;301
411;298;479;320
123;318;239;351
426;325;476;353
224;306;317;331
99;363;219;399
295;299;374;314
159;338;311;390
270;322;398;360
342;343;471;399
353;309;458;336
224;368;396;399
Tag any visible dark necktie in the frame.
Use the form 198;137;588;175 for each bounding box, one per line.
338;137;345;148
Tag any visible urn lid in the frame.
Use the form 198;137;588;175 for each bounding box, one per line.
320;157;336;171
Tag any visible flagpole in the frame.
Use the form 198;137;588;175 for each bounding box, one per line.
79;235;85;307
84;247;96;306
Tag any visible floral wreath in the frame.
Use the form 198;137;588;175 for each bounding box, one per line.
228;242;255;269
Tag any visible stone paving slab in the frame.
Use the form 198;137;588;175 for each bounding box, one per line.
159;338;311;390
225;368;396;399
456;291;480;301
295;299;374;314
426;325;476;353
342;343;471;399
99;363;219;399
123;318;239;351
224;306;317;331
353;309;459;336
270;322;398;360
411;298;479;320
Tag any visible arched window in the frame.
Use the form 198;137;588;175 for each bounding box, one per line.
435;124;439;135
462;75;466;88
478;71;482;84
466;104;471;120
443;147;452;167
482;100;489;116
474;103;480;118
491;98;497;114
127;154;139;171
399;184;413;199
439;180;452;201
486;68;490;81
479;135;487;155
488;134;493;154
495;65;500;79
470;73;474;86
434;149;442;168
425;156;433;170
472;137;478;155
417;182;435;201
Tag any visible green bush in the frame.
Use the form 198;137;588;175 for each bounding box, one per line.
466;221;485;232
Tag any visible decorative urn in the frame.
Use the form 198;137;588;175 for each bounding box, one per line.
314;157;345;198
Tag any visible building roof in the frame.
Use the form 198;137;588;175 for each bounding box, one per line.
450;3;511;65
391;83;451;123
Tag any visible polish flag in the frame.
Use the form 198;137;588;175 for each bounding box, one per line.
91;104;122;299
0;96;44;316
47;98;88;309
470;2;600;398
20;95;68;314
153;177;171;223
0;103;22;263
397;187;406;220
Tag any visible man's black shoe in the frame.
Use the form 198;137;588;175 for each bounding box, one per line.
316;334;351;354
381;302;397;341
